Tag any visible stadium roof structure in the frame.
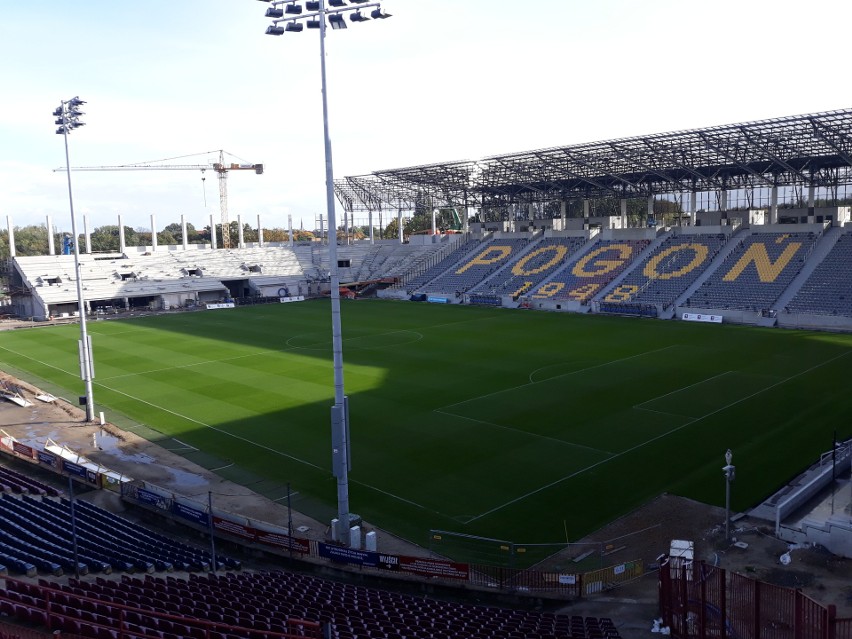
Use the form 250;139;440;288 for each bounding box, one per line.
335;108;852;212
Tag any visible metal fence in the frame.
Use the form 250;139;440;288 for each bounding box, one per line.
659;560;850;639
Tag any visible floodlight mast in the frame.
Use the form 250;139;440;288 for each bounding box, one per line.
261;0;390;546
54;96;95;422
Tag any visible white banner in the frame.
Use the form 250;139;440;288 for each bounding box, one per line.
279;296;305;303
682;312;722;324
206;303;235;310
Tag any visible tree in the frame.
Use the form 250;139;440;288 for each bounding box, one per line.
263;228;288;243
162;221;198;244
89;225;139;252
157;230;177;245
382;218;401;239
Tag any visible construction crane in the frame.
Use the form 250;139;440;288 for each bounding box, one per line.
56;150;263;249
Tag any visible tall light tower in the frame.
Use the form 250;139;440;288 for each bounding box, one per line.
53;97;96;422
259;0;391;545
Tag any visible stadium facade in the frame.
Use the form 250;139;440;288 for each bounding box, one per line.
7;108;852;331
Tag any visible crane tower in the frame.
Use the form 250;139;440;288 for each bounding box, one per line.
57;150;263;249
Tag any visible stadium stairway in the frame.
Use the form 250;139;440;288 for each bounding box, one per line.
520;234;601;296
591;231;672;303
771;224;843;314
671;227;750;310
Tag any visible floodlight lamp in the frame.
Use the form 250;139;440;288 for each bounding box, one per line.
328;0;345;6
266;24;286;35
306;17;321;28
265;7;284;17
350;10;368;22
349;0;369;3
56;127;66;135
256;0;273;2
52;107;63;117
370;8;391;18
285;21;304;31
285;3;303;14
69;97;86;107
329;14;347;29
55;118;64;125
305;0;320;8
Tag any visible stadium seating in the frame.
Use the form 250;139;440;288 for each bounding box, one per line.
416;237;532;295
785;231;852;316
685;232;818;312
0;494;237;576
472;236;588;298
0;572;622;639
404;237;483;292
603;233;727;309
0;467;59;497
529;239;651;302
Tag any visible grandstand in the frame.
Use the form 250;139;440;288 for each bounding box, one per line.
3;107;852;639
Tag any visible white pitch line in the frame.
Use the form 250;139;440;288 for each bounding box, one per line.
434;409;615;457
440;344;680;411
633;370;732;410
467;349;852;524
171;438;199;452
93;380;326;471
96;380;439;514
98;348;284;381
0;344;78;379
349;478;435;512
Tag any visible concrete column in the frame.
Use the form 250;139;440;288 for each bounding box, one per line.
647;196;655;227
368;210;374;245
582;199;590;230
528;203;535;221
7;217;15;258
620;199;628;228
345;211;351;245
181;215;188;250
770;186;779;224
237;214;245;248
210;214;217;250
808;184;816;223
151;214;158;252
719;189;728;225
257;214;264;247
431;209;437;236
83;215;91;254
47;216;55;255
318;214;325;245
560;200;567;226
118;215;126;254
690;192;698;226
288;214;294;247
397;209;403;244
123;297;130;310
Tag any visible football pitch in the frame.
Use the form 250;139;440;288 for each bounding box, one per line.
1;299;850;554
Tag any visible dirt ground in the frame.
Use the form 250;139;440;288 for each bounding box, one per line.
1;366;851;639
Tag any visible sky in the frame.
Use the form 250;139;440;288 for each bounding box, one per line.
1;0;851;234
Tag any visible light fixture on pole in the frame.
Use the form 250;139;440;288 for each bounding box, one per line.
260;0;390;546
53;96;96;422
723;448;736;542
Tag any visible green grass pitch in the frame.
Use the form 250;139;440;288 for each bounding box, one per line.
1;299;850;555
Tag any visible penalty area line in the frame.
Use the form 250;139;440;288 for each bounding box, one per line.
467;349;852;524
439;344;679;411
